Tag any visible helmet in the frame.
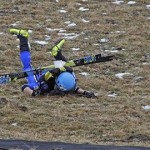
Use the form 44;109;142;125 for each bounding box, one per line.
55;72;77;91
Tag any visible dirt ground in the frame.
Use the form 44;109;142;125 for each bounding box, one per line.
0;0;150;147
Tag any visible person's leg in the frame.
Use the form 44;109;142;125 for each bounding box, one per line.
10;29;39;90
51;39;67;61
19;35;39;89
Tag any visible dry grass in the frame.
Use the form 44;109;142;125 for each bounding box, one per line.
0;0;150;147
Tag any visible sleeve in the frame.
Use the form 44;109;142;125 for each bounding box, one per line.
39;71;54;82
39;66;73;82
50;66;73;75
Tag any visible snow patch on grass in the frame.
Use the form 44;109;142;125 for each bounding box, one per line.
115;73;133;79
34;40;48;45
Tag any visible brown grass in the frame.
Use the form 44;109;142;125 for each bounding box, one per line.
0;0;150;147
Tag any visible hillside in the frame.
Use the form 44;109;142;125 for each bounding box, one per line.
0;0;150;147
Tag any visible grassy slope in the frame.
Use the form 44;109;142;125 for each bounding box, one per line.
0;0;150;147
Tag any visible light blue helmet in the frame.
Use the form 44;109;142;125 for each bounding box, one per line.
55;72;77;91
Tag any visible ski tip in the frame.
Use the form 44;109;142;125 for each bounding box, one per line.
0;77;10;84
108;55;115;60
102;55;115;61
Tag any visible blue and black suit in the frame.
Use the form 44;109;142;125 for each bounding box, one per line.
18;35;74;94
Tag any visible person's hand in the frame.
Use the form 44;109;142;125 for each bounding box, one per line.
32;89;41;96
83;91;96;98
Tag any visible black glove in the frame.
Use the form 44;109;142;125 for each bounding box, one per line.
64;66;73;72
32;89;41;96
50;68;60;76
83;91;96;98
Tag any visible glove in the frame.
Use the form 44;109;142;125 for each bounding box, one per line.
50;68;60;76
32;89;41;96
83;91;96;98
49;67;73;77
64;66;73;72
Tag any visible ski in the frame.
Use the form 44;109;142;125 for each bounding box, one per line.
0;54;113;84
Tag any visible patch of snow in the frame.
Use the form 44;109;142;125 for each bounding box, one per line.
95;93;99;96
72;48;80;51
79;72;89;76
46;28;63;32
76;3;82;6
112;0;124;5
127;1;136;5
146;5;150;9
111;31;126;34
105;50;119;53
94;43;99;46
142;62;150;65
58;9;67;13
102;13;107;15
67;22;76;27
0;32;4;35
59;29;66;33
11;122;17;126
45;35;51;41
133;76;144;83
108;92;117;97
13;9;18;12
82;19;90;23
28;30;33;33
46;19;51;22
142;105;150;110
10;21;21;26
100;38;109;43
58;32;80;40
11;23;17;26
115;72;133;79
65;21;71;24
34;40;48;45
56;0;59;2
79;7;89;11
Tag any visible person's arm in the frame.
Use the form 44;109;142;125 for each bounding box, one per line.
75;87;96;98
22;85;40;96
40;66;73;82
50;66;73;76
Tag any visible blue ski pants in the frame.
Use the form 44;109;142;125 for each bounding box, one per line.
20;51;39;90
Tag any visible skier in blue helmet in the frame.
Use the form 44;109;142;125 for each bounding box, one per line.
9;28;96;98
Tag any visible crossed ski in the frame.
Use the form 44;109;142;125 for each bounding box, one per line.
0;54;114;84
